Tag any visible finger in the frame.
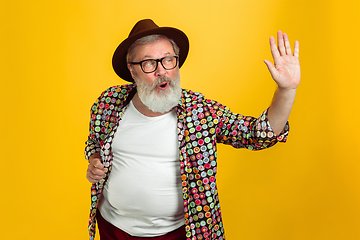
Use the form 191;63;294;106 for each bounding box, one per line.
86;173;99;183
87;167;106;183
90;166;107;176
87;173;104;183
263;59;278;80
277;31;286;56
90;158;104;170
88;166;104;177
88;159;107;176
93;163;105;170
269;36;280;60
86;170;100;183
294;40;300;58
283;33;292;55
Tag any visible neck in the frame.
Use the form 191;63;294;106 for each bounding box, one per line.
132;93;171;117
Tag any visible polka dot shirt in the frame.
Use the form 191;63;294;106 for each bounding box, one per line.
85;84;289;240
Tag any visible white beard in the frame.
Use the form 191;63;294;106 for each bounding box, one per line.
134;72;182;113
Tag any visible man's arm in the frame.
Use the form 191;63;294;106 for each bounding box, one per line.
264;31;300;136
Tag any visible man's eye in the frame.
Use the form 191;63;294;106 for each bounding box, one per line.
144;60;155;66
164;57;174;63
142;60;156;69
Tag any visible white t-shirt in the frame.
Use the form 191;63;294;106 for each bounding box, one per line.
99;101;184;237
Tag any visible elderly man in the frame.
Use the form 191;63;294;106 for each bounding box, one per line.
85;19;300;240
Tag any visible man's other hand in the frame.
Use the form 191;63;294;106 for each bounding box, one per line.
86;153;108;183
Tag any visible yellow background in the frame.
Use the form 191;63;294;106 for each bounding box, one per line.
1;0;360;239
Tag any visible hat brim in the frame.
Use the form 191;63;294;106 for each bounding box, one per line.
112;27;189;82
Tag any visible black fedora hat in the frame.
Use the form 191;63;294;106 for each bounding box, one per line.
112;19;189;82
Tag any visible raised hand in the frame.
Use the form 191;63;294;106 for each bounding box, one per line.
264;31;300;90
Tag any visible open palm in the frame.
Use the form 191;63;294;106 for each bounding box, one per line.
264;31;300;90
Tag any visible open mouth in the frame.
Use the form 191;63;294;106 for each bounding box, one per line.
158;82;169;90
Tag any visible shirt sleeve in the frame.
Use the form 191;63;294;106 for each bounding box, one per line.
84;98;102;161
215;104;289;150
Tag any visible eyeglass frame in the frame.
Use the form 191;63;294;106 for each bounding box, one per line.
130;55;179;74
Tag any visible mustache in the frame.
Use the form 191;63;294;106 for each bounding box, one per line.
150;77;172;90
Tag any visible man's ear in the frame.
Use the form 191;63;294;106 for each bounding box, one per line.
127;63;136;80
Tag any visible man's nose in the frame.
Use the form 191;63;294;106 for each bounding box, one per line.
155;62;167;76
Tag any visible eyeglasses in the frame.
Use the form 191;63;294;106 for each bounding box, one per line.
130;55;179;73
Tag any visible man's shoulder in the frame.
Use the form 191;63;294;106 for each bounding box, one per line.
99;83;135;98
181;88;219;107
181;88;205;101
180;88;226;110
94;83;135;102
92;83;135;109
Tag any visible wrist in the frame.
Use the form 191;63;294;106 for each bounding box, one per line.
276;87;297;95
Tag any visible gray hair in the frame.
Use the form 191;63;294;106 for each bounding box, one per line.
126;35;180;63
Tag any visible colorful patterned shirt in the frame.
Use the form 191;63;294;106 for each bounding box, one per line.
85;83;289;240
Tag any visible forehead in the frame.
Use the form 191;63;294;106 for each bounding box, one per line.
133;38;175;60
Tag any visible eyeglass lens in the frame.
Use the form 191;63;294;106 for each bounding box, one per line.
141;56;177;73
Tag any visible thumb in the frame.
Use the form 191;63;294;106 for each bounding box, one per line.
91;158;104;169
263;60;279;81
264;59;276;73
